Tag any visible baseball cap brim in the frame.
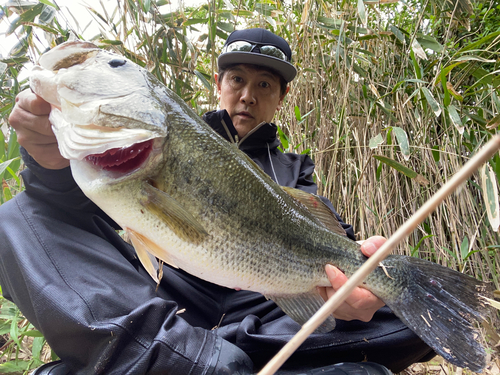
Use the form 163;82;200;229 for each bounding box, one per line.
218;51;297;83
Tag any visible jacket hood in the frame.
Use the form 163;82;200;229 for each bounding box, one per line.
203;110;282;151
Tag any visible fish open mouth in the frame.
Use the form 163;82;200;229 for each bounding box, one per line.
85;139;153;173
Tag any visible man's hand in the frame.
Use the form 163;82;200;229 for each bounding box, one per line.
317;236;387;322
9;89;69;170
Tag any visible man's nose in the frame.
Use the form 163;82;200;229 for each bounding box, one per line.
240;86;256;105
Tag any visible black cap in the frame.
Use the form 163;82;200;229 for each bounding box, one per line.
218;28;297;82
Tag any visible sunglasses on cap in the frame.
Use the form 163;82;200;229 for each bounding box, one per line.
221;41;289;62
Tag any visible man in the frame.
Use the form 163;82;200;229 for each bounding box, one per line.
1;28;433;374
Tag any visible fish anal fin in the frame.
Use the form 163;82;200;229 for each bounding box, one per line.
127;228;160;283
282;186;347;237
267;289;336;333
127;227;179;272
141;182;208;244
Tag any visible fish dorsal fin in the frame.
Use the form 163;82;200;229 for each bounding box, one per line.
282;186;347;237
267;289;337;333
140;182;208;243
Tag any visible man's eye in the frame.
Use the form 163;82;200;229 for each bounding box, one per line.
232;76;243;83
260;81;270;88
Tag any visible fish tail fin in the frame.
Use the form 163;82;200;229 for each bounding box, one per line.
381;256;491;372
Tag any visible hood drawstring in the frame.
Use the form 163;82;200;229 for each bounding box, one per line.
267;142;279;185
221;118;279;184
220;118;237;144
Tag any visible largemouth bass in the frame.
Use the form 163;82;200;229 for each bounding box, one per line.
30;41;493;372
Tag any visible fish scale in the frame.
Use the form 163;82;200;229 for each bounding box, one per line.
30;40;494;372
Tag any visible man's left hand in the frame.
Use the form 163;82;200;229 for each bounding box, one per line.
317;236;387;322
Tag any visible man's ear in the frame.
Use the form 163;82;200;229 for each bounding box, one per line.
214;73;221;92
277;86;290;110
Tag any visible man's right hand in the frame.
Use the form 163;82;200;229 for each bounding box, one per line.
9;89;69;170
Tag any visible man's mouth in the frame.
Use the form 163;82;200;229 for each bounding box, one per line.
85;139;153;173
236;111;254;118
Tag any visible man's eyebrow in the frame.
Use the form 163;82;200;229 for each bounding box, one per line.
228;66;279;81
257;71;279;81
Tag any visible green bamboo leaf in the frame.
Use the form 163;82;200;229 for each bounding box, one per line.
440;71;450;107
486;113;500;130
140;0;151;13
231;10;254;17
389;25;405;44
277;126;289;150
300;148;311;155
454;55;496;63
3;185;13;202
99;39;123;46
9;312;20;347
410;234;435;256
22;329;45;338
32;336;45;361
298;108;316;125
0;361;31;373
0;128;5;159
457;31;500;53
442;247;458;261
410;50;421;79
265;16;276;28
183;18;208;26
447;105;464;134
358;34;379;41
18;3;44;22
7;130;20;162
6;16;22;36
23;21;59;34
0;321;10;335
431;145;440;163
0;158;18;177
421;87;442;117
38;0;59;10
217;22;234;33
416;35;443;53
376;162;382;182
481;163;500;231
357;0;367;24
194;70;211;91
460;236;470;260
465;112;487;126
294;106;302;122
392;127;410;160
373;155;417;178
411;39;427;60
369;133;384;149
439;61;466;78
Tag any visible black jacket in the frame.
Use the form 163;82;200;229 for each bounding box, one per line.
203;110;355;239
0;110;431;374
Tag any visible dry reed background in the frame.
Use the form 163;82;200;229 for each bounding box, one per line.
0;0;499;373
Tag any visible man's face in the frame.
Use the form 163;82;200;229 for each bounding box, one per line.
215;64;288;138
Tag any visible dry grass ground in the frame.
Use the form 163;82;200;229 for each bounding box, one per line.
403;355;500;375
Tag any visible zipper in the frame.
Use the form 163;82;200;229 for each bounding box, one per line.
237;121;267;148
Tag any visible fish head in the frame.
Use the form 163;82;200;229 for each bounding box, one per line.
30;40;170;179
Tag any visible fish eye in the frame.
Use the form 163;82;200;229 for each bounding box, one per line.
108;58;127;68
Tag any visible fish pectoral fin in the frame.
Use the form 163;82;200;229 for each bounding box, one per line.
127;228;160;283
267;289;337;333
140;182;208;243
281;186;347;237
127;227;179;271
